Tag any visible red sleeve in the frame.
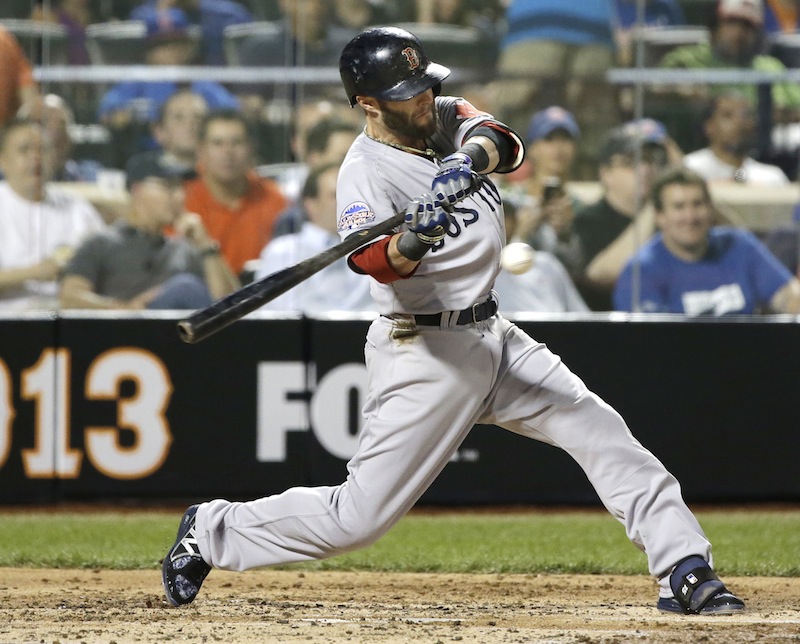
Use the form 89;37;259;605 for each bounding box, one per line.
348;237;416;284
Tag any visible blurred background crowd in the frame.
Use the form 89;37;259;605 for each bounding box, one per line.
3;0;800;317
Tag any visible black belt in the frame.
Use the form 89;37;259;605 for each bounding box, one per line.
413;297;498;326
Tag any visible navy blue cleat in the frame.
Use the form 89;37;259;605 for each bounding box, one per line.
657;556;745;615
162;505;211;607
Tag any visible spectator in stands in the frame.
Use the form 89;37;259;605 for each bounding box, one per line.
573;120;672;310
490;0;620;179
184;109;288;278
31;0;94;65
614;166;800;314
494;201;589;314
510;106;585;279
659;0;800;114
127;88;209;178
130;0;254;66
684;91;790;184
255;162;373;312
60;153;238;310
0;119;105;310
268;116;362;241
612;0;687;67
97;7;239;164
18;93;104;183
0;25;39;129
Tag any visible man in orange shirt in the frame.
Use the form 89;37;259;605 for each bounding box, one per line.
184;109;288;277
0;25;39;128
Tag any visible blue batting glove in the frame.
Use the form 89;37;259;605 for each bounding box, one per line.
432;152;475;206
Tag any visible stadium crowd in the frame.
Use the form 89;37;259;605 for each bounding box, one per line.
2;0;800;316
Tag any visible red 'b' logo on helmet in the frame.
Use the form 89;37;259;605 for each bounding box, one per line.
401;47;420;70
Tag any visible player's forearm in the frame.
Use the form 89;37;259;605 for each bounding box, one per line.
585;207;656;286
389;233;423;275
202;254;240;299
0;261;58;291
59;275;126;310
459;135;500;174
770;278;800;314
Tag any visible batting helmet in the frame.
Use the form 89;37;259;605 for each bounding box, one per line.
339;27;451;107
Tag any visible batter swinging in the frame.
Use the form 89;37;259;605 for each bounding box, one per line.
163;26;745;616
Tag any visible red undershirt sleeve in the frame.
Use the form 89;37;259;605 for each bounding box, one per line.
348;237;418;284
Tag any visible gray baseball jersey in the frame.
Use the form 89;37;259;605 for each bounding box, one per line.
336;96;504;314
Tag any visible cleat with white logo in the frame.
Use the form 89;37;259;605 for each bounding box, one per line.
657;555;745;615
162;505;211;607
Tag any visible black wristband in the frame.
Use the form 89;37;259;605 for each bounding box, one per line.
460;142;490;173
396;231;431;261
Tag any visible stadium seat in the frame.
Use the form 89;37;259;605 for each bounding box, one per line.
85;20;202;65
0;0;36;19
0;18;69;65
767;32;800;68
223;21;284;66
85;21;148;65
632;25;709;67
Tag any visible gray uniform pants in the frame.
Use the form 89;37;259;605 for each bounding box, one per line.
196;315;710;597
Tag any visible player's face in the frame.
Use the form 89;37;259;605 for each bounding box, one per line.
656;183;713;259
377;90;438;142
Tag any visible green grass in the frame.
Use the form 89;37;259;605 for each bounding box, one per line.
0;508;797;576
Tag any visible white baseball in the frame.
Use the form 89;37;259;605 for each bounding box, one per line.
500;242;535;275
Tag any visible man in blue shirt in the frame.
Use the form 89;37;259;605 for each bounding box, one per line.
614;166;800;315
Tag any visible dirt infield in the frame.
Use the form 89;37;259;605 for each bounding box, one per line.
1;568;798;643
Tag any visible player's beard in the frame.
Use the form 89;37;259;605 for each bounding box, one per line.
379;100;439;142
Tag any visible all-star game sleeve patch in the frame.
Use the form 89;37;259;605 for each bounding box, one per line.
338;201;376;231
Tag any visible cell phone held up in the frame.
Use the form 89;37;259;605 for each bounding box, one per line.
542;177;564;205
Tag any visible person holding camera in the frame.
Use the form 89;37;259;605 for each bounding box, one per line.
511;106;585;279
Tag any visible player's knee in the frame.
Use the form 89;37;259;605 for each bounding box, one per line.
330;514;392;553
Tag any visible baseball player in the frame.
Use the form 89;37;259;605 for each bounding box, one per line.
163;27;745;616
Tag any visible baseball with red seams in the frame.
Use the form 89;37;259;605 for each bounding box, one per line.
500;242;535;274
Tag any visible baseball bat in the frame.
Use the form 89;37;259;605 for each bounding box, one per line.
177;210;406;344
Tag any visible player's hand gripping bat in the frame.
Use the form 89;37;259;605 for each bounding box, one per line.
176;178;482;344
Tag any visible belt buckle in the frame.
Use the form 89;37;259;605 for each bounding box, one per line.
471;301;482;324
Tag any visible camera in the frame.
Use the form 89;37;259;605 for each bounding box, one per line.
542;177;564;204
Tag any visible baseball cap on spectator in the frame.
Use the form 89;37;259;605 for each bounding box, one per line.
526;106;580;143
717;0;764;26
125;152;192;190
599;120;668;166
142;7;192;46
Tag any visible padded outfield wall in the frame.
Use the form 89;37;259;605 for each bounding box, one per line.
0;312;798;505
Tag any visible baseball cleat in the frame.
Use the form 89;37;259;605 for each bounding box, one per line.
657;591;745;615
162;504;211;607
658;555;745;615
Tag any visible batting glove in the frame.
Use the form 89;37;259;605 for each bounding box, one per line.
432;152;479;207
404;192;452;244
